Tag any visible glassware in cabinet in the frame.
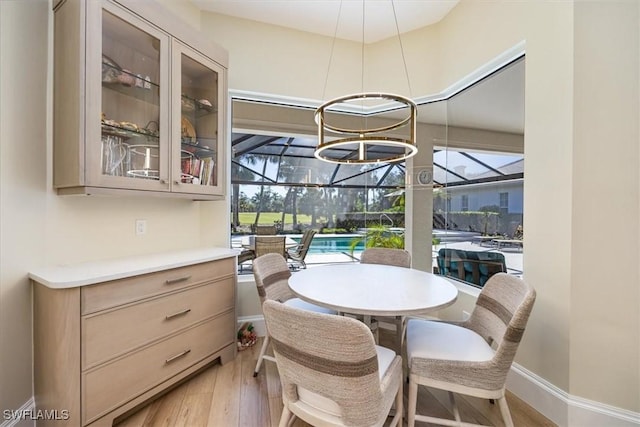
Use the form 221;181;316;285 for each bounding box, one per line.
172;41;225;196
99;8;168;186
53;0;227;199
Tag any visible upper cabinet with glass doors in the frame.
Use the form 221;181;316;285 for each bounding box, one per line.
53;0;228;200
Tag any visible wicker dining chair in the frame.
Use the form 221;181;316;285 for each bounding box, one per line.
251;253;335;377
360;247;412;268
263;299;403;427
360;247;412;352
406;273;536;427
254;235;286;258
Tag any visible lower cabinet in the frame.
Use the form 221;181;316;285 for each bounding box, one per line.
32;253;237;426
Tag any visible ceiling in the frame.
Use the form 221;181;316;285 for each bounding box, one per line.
190;0;524;135
190;0;459;43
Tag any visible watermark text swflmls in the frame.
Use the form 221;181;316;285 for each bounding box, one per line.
3;409;70;421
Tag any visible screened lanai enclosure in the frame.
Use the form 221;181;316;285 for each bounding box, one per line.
231;132;407;234
230;131;524;237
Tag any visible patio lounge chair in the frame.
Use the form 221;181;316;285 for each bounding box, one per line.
236;248;255;272
436;248;506;287
286;229;317;269
255;224;277;235
254;235;286;258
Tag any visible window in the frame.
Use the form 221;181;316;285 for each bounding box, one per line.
433;147;524;287
461;195;469;212
499;192;509;214
230;126;408;272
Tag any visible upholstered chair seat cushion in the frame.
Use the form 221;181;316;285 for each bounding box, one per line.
284;297;336;315
407;319;495;364
375;344;396;380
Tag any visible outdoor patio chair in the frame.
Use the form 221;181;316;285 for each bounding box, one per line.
251;253;336;377
236;248;255;273
286;229;317;269
255;224;277;235
406;272;536;427
437;248;507;287
262;299;403;427
254;235;286;258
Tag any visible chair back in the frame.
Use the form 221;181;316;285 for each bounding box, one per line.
252;253;294;304
254;235;286;258
255;224;277;235
295;229;317;257
465;272;536;387
361;247;411;268
262;299;388;426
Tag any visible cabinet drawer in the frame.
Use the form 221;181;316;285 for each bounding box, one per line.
82;312;234;425
82;278;234;369
81;258;235;314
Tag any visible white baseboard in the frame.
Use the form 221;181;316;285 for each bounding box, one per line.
508;363;640;426
0;397;35;427
241;313;639;427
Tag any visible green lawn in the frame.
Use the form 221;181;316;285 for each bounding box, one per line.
237;212;316;225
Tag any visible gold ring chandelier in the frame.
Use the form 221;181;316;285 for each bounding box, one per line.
314;0;418;165
315;92;417;164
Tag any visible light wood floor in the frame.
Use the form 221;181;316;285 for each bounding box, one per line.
115;331;556;427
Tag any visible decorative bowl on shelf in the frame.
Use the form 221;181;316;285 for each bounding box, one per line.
101;54;122;83
118;69;135;86
181;97;196;112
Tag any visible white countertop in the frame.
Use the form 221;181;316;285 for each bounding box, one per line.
29;247;239;289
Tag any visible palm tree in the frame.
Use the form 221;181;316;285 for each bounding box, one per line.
277;157;307;231
231;154;259;230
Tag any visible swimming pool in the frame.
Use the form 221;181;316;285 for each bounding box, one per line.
290;234;364;254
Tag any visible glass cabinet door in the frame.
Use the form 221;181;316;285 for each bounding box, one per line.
172;41;224;195
96;5;170;190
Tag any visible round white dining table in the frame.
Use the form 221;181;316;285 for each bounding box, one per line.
288;263;458;317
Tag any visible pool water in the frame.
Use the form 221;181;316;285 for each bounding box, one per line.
291;234;364;254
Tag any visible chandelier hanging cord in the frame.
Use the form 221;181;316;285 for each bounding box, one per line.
360;0;365;96
392;0;413;98
320;0;343;102
314;0;418;165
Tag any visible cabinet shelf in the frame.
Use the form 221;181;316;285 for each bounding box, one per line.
181;94;217;117
102;64;160;104
101;123;159;141
181;140;216;158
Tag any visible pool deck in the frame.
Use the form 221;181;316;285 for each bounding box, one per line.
234;233;523;278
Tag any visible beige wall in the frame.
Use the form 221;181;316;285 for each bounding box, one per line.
571;1;639;411
0;0;49;413
0;0;228;413
437;0;577;400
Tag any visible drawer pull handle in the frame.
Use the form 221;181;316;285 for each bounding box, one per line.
165;275;191;285
165;349;191;364
165;308;191;320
